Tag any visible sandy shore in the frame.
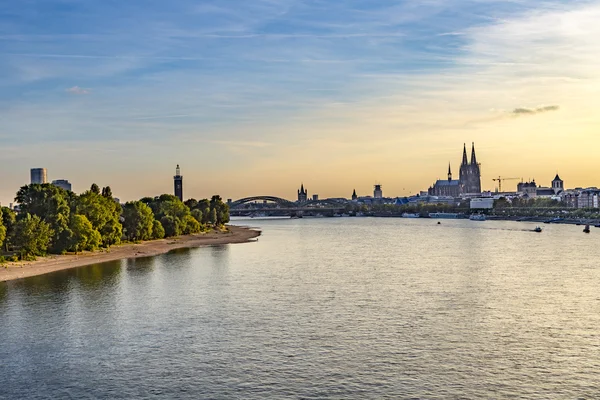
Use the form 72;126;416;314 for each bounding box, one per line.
0;225;260;282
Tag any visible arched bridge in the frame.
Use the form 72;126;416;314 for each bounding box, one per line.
229;196;296;208
229;196;348;210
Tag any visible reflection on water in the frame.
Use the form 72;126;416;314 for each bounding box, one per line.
1;218;599;399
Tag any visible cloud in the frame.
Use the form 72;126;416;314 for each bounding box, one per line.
512;105;560;116
65;86;90;95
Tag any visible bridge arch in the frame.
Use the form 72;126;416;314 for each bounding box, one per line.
230;196;295;209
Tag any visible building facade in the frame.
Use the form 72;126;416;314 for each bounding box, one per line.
429;143;481;197
174;165;183;201
52;179;72;192
30;168;47;184
552;174;564;194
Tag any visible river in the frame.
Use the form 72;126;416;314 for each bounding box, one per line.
1;217;599;398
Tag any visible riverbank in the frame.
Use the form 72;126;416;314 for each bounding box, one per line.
0;225;260;282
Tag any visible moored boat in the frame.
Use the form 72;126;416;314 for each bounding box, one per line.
429;212;459;219
469;214;486;221
402;213;420;218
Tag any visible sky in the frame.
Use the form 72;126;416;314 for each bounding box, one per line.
1;0;599;204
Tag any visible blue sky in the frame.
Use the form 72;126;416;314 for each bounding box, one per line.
1;0;599;203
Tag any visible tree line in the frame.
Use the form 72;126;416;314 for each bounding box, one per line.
0;184;229;261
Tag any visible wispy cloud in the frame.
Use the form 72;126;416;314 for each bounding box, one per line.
512;105;560;116
65;86;90;95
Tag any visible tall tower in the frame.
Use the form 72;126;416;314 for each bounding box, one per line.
297;184;308;203
374;184;383;199
469;142;481;193
30;168;47;184
447;163;452;182
352;189;357;201
174;164;183;201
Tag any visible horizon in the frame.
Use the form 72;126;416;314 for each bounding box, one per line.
2;0;600;205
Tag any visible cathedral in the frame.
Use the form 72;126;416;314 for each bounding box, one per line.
428;143;481;197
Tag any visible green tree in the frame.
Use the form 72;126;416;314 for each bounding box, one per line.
181;215;201;234
122;201;154;241
0;209;6;252
15;184;72;253
75;189;122;247
101;186;113;198
10;214;54;259
90;183;100;195
191;209;203;224
209;208;218;225
68;214;102;253
160;215;180;237
152;220;165;239
184;198;198;209
1;207;16;252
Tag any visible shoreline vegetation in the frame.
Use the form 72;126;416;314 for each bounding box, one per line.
0;225;260;282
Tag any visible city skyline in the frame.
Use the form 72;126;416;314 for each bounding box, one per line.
2;1;600;204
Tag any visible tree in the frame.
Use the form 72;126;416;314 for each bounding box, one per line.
68;214;102;253
184;198;198;210
191;209;203;224
75;189;122;247
90;183;100;195
160;215;179;237
181;215;201;234
122;201;154;241
1;207;16;252
15;184;72;253
0;209;6;252
9;214;54;259
152;220;165;239
101;186;113;198
209;208;218;225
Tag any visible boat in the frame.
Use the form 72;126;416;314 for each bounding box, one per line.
469;214;486;221
429;212;459;219
533;226;542;233
583;224;591;233
402;213;420;218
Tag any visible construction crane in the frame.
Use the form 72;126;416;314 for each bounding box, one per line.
492;176;522;192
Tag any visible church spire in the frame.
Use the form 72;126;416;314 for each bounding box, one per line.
448;163;452;181
462;143;468;165
471;142;477;165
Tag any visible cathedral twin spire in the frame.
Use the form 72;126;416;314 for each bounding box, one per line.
462;142;478;166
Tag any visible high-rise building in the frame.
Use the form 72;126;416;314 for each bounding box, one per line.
374;184;383;199
297;184;308;203
52;179;72;192
30;168;47;184
174;165;183;201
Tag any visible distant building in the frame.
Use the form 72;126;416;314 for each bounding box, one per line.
52;179;72;192
470;198;494;209
351;189;357;201
429;143;481;197
312;194;319;201
30;168;47;184
174;164;183;201
518;180;537;198
374;184;383;199
297;184;308;203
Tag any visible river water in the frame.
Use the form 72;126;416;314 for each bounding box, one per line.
1;217;599;399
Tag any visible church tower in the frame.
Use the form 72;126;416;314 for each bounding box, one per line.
297;183;308;203
552;174;564;194
447;163;452;182
469;142;481;193
174;164;183;201
352;189;357;201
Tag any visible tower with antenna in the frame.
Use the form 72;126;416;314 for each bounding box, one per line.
174;164;183;201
